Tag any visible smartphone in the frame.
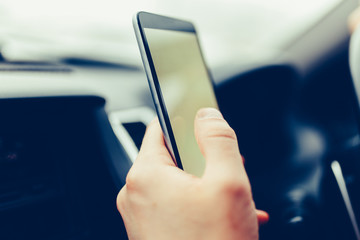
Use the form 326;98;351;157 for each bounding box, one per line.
133;11;219;177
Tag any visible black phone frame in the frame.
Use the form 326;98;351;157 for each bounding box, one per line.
134;11;216;171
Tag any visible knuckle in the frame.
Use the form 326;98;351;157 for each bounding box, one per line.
218;127;237;141
116;187;127;213
125;168;141;191
202;121;237;142
125;164;153;192
218;178;251;199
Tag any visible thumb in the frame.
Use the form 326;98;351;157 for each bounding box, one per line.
194;108;245;179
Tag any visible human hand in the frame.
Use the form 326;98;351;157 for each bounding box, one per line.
117;108;268;240
349;6;360;33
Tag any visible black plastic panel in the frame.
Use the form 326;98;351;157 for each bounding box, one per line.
0;96;129;240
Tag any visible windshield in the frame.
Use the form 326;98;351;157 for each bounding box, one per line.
0;0;343;67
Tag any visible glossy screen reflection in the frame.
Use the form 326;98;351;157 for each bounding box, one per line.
145;28;218;177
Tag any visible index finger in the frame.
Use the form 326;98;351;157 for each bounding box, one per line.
136;118;175;167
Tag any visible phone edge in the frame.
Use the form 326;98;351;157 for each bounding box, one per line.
132;12;181;168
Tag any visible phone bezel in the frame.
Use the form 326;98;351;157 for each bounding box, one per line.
133;11;215;170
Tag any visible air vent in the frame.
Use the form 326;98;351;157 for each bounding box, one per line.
0;62;72;72
122;122;147;150
109;107;155;162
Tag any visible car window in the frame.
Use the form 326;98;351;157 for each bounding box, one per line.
0;0;343;67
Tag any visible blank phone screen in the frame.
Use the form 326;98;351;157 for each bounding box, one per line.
144;28;218;177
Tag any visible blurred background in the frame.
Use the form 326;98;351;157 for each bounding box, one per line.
0;0;360;239
0;0;343;68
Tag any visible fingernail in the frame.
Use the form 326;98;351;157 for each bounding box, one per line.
196;108;223;120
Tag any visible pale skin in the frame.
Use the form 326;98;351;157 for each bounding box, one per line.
116;7;360;239
349;6;360;33
117;108;269;240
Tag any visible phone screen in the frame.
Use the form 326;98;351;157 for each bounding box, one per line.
144;28;218;177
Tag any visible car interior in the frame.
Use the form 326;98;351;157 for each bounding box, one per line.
1;0;360;239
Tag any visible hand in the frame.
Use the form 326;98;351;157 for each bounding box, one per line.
349;6;360;33
117;108;268;240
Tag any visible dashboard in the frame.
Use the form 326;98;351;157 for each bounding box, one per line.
0;95;131;240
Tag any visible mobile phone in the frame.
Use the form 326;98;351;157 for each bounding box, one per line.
133;11;219;177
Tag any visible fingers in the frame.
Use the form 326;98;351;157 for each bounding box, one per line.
136;118;175;167
349;7;360;33
194;108;245;179
256;210;269;226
